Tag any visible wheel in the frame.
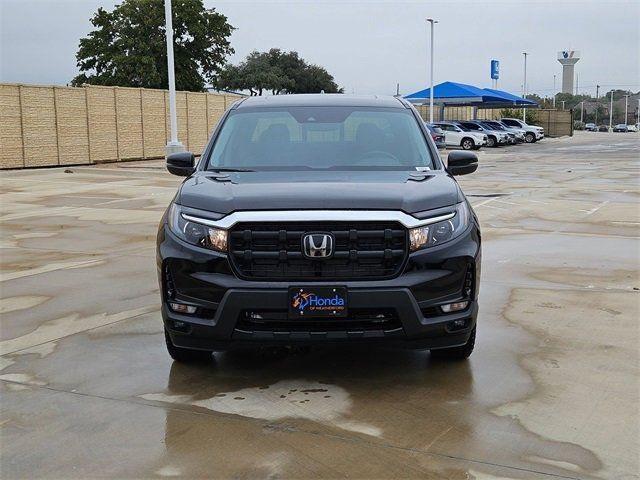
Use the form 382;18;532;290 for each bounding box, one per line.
524;132;535;143
486;136;496;147
461;138;474;150
164;328;212;363
430;326;476;361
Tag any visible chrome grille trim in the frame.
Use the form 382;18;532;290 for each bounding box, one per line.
181;210;456;230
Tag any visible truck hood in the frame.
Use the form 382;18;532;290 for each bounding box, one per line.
177;170;462;215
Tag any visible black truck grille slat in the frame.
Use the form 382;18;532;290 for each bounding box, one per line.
237;308;402;332
229;221;408;280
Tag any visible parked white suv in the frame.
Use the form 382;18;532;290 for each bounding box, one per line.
456;121;509;148
500;118;544;143
434;122;486;150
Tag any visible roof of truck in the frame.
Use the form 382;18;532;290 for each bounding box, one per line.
235;94;407;109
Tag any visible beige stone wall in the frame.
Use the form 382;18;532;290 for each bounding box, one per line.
0;83;242;169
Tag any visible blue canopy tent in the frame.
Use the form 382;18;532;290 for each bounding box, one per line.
482;88;537;107
405;82;504;105
404;81;536;108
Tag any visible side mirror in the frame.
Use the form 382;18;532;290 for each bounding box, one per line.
166;152;195;177
447;151;478;176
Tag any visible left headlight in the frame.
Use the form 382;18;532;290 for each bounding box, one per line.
409;202;470;251
167;203;227;252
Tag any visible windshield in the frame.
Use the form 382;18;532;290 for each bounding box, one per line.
207;106;436;171
485;122;505;130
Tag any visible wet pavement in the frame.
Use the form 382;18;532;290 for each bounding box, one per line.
1;131;638;479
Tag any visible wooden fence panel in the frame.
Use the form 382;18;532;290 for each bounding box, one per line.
21;86;59;167
115;87;144;160
55;87;90;165
206;94;226;135
141;89;166;158
0;84;24;168
0;82;241;169
86;86;118;162
187;92;208;154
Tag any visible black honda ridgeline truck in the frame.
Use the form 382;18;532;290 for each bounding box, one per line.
157;94;481;362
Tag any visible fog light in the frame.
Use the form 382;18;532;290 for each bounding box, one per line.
170;320;190;333
448;318;469;331
440;301;469;313
169;303;197;314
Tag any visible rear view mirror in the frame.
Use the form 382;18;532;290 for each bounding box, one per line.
166;152;195;177
447;151;478;176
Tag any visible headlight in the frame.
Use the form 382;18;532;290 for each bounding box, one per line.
167;203;227;252
409;202;470;251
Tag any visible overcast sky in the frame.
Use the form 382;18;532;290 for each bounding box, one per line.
1;0;638;98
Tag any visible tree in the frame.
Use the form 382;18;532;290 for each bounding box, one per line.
71;0;234;92
500;108;538;124
216;48;342;95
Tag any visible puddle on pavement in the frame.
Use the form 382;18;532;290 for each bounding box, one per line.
141;379;383;438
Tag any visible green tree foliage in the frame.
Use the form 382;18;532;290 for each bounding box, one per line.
216;48;342;95
71;0;234;92
500;108;538;124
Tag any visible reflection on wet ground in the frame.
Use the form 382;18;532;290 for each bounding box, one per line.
1;131;638;479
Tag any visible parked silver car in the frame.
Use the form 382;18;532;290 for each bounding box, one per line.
485;120;526;143
454;121;509;148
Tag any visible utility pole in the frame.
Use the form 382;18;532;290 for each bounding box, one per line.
637;99;639;126
427;18;438;123
623;94;629;124
553;74;556;108
561;100;565;110
164;0;184;156
595;85;600;125
608;91;614;131
522;52;528;122
580;101;584;123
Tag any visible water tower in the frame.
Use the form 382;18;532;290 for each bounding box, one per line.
557;50;580;94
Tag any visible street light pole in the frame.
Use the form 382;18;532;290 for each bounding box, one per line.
624;94;629;125
580;101;584;123
608;91;613;131
427;18;438;123
595;85;600;125
164;0;184;156
561;100;565;110
522;52;528;122
553;74;556;109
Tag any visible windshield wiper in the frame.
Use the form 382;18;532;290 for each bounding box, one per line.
208;167;255;172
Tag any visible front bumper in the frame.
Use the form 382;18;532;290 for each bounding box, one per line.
157;219;481;351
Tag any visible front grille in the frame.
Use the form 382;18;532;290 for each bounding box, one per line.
229;221;408;280
237;308;402;333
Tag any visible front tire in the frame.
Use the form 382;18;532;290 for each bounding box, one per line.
461;138;474;150
525;132;535;143
486;136;496;148
430;327;476;361
165;328;212;363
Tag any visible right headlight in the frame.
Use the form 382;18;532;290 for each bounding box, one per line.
167;203;227;252
409;202;470;251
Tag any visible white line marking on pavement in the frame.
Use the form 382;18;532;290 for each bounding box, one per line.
579;201;610;216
